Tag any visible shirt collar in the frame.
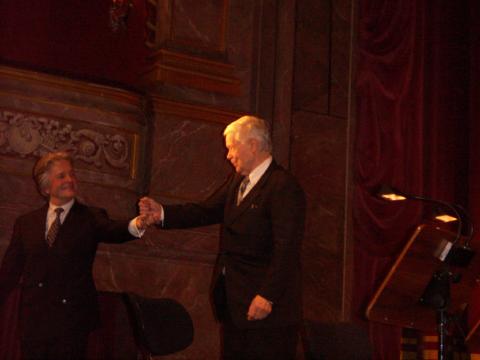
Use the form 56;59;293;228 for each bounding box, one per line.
247;156;272;186
49;198;75;214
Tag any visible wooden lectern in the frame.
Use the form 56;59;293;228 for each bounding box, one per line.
463;264;480;350
367;224;476;332
465;282;480;343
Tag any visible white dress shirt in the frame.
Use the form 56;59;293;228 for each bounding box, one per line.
239;155;272;199
45;199;75;238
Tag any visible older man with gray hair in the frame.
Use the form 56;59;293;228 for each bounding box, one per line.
140;115;306;359
0;151;148;360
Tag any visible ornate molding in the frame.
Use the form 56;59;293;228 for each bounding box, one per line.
0;65;143;110
0;108;137;178
150;96;243;125
109;0;133;32
142;0;240;96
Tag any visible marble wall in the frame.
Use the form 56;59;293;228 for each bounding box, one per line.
0;0;356;358
291;0;355;322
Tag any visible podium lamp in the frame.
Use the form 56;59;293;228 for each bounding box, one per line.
367;186;475;360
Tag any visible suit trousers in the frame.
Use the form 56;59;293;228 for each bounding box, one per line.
21;331;88;360
222;314;298;360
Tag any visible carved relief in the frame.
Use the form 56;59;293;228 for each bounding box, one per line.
142;0;240;95
0;109;132;175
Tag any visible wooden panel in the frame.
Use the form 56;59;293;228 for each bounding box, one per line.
150;96;243;124
147;0;228;54
0;66;143;109
293;0;331;113
142;49;241;95
171;0;228;52
330;0;352;117
293;0;352;117
292;110;349;321
466;282;480;343
291;0;356;323
142;0;242;96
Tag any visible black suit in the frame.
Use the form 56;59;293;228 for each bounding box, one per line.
0;201;136;355
162;161;306;358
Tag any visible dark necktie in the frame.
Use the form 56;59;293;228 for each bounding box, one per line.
237;177;250;205
47;207;64;247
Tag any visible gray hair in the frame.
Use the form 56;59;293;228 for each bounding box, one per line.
33;151;73;197
223;115;272;153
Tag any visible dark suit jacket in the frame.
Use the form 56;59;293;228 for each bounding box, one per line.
0;200;136;340
163;161;306;329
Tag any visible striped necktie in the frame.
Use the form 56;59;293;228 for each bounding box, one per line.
47;207;64;247
237;177;250;205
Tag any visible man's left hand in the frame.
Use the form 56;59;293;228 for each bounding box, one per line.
247;294;272;321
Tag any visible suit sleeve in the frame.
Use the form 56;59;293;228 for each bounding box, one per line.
0;219;26;305
91;207;137;244
258;176;306;303
163;175;232;229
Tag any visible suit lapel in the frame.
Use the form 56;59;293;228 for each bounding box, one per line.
32;204;49;246
225;161;277;225
224;173;244;213
54;200;81;246
61;200;80;228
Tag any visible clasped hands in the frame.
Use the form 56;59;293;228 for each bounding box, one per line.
135;197;163;230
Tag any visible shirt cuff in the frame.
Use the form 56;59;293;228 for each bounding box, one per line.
159;206;165;227
128;217;145;238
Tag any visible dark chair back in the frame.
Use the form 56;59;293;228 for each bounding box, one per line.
123;292;194;357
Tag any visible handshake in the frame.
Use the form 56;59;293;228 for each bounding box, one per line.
135;197;164;231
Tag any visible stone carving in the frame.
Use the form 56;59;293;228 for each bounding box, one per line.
0;109;130;171
109;0;133;32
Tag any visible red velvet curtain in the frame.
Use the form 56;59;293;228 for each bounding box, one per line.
354;1;426;358
469;3;480;236
467;0;480;352
354;0;471;359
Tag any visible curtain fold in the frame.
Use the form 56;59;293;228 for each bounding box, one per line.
467;0;480;354
354;1;426;359
354;0;472;358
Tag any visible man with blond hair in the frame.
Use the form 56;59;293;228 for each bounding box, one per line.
0;151;148;360
140;115;306;359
